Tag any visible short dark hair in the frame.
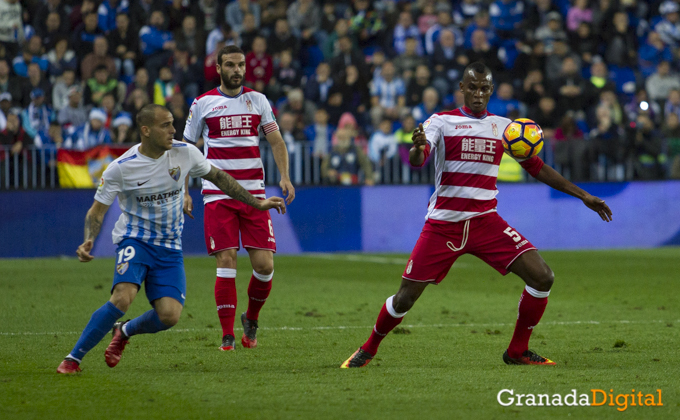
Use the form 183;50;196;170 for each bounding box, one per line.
136;104;168;129
463;61;492;77
217;45;245;66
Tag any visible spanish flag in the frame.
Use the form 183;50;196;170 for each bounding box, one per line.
57;146;130;188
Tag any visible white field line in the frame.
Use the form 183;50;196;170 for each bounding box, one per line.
0;319;676;336
305;253;470;268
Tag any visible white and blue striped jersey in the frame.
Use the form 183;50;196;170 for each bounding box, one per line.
95;141;211;250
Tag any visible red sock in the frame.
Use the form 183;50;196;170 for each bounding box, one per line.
507;288;549;358
246;271;272;320
361;300;405;356
215;273;237;338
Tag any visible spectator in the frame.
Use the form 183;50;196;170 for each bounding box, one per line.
347;0;386;50
590;104;626;181
226;0;260;34
304;62;334;106
329;35;368;76
489;0;526;39
72;12;105;61
0;0;25;58
206;22;240;57
57;86;88;128
453;0;482;27
107;13;139;81
597;90;624;127
0;92;9;130
125;67;153;103
427;10;464;55
417;3;437;34
462;10;496;50
431;29;468;96
51;69;78;112
269;49;301;102
550;56;587;115
140;10;176;81
664;89;680;121
304;107;334;158
370;60;406;125
544;39;580;83
566;0;592;33
153;66;180;106
203;39;224;89
322;19;352;61
62;108;112;150
267;18;300;60
171;47;202;101
654;1;680;49
368;118;397;173
84;64;118;106
37;12;67;51
0;60;22;107
552;114;589;181
260;0;289;33
174;15;205;61
393;37;427;81
245;36;273;92
111;111;133;143
487;83;524;118
278;111;306;156
646;61;680;102
392;11;422;56
81;37;117;80
406;64;431;107
167;92;188;136
130;0;169;32
604;11;637;68
69;0;97;32
412;87;441;125
21;88;53;142
97;0;129;33
519;68;547;109
46;37;77;80
529;96;560;136
0;112;27;186
569;22;599;65
21;63;53;108
322;120;373;186
332;112;367;153
122;87;150;130
167;0;196;32
586;60;616;105
13;36;49;77
625;88;661;127
279;88;316;130
638;31;674;78
338;64;370;117
631;114;665;180
534;11;568;51
465;29;504;75
239;13;259;54
525;0;559;33
100;93;119;128
662;112;680;178
287;0;321;45
394;114;416;164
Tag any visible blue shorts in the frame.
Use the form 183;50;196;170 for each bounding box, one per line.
112;238;186;305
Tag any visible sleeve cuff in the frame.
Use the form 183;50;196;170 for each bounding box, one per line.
519;155;545;178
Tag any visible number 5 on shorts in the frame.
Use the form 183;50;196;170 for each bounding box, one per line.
117;246;136;263
503;227;522;243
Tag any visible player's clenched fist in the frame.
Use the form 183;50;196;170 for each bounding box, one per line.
412;123;427;152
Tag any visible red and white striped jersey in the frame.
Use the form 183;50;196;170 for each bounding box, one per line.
423;107;513;223
183;86;279;204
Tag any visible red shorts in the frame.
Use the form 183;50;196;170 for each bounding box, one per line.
204;199;276;254
402;212;536;283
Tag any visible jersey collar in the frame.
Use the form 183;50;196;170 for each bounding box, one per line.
217;86;243;98
459;106;487;119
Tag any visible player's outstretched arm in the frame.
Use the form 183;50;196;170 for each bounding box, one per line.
202;166;286;214
409;123;427;167
265;130;295;205
534;164;613;222
77;200;111;262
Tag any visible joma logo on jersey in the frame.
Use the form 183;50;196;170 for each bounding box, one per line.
211;105;228;112
455;124;472;129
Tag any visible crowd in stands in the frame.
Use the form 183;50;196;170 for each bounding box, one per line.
2;0;680;188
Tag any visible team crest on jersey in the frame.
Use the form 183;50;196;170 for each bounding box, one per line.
168;166;181;182
492;123;498;137
406;260;413;274
246;100;253;112
116;262;129;275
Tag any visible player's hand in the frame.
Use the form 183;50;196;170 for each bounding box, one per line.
258;197;286;214
279;179;295;205
183;193;194;219
412;123;427;152
583;194;612;222
76;239;95;262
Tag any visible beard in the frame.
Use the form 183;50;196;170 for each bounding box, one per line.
221;71;243;90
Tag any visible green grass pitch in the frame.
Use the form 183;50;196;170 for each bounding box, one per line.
1;249;679;419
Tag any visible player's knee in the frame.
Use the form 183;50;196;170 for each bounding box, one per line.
157;310;181;327
215;251;237;268
252;262;274;276
535;267;554;291
109;291;134;312
392;292;416;313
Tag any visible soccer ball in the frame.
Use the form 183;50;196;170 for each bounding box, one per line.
501;118;544;159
